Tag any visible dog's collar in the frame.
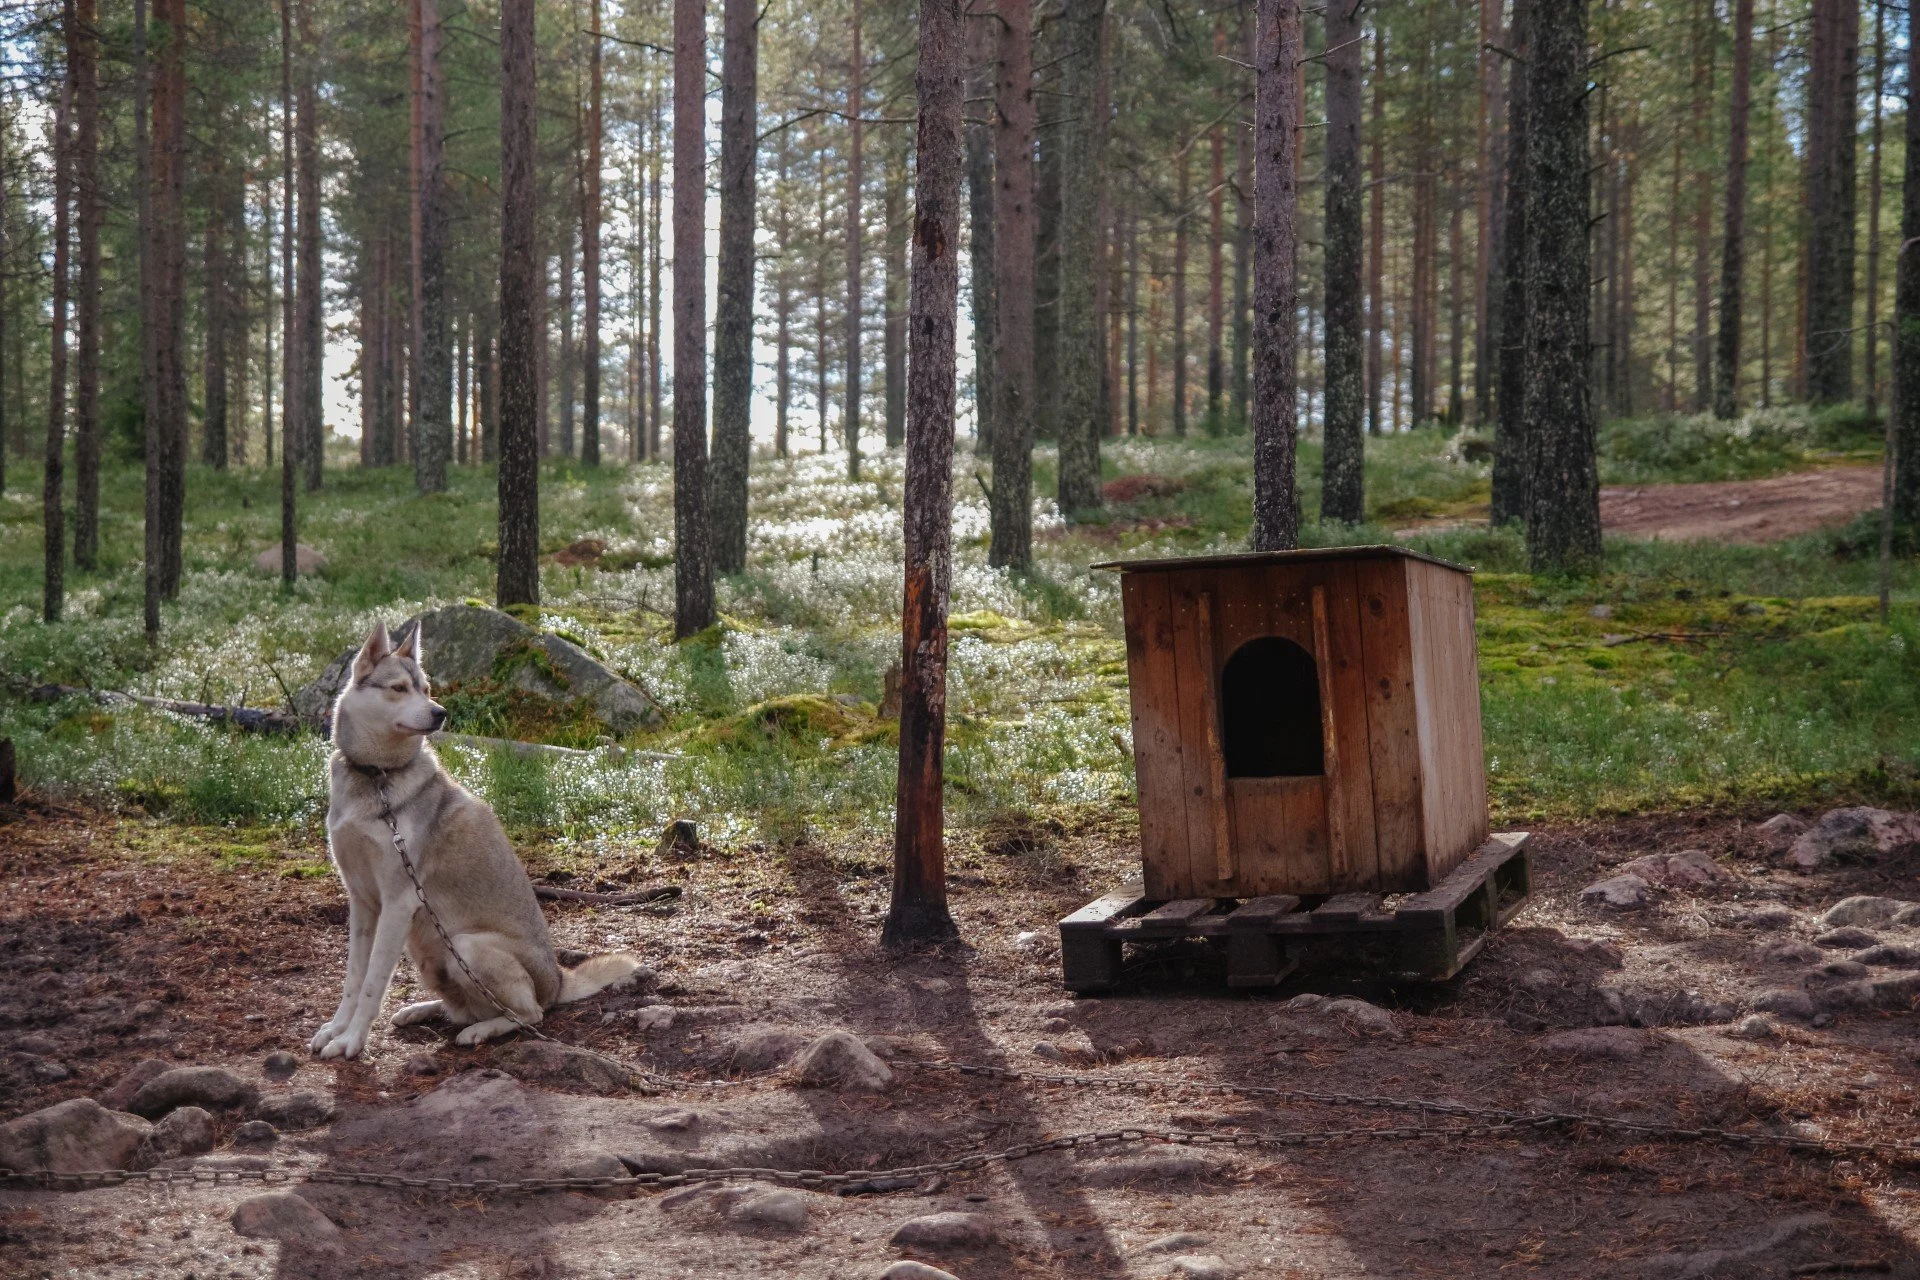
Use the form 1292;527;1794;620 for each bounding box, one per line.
345;761;389;781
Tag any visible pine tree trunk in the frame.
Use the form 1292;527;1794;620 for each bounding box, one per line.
559;231;575;457
1250;0;1300;551
1173;149;1189;437
1055;0;1107;513
1474;0;1504;424
965;16;996;453
1034;126;1061;439
479;304;498;462
1522;0;1600;570
1448;200;1464;422
202;151;229;469
1127;208;1140;434
1714;0;1754;419
1689;0;1713;413
277;0;297;589
1206;48;1225;429
497;0;541;608
44;12;72;623
1320;0;1364;524
1490;0;1530;526
72;0;100;566
1232;98;1252;430
775;133;793;459
410;0;449;491
845;0;865;480
1893;0;1920;522
582;0;603;465
886;0;964;948
296;0;322;493
1365;25;1387;437
648;77;664;460
883;140;907;448
1805;0;1859;404
457;317;469;464
673;0;715;634
988;0;1036;568
711;0;758;573
1864;0;1886;416
1617;130;1636;415
153;0;188;596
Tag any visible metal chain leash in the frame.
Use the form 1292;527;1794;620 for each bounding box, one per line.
368;770;730;1095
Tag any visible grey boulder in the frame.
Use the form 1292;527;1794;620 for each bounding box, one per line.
1788;809;1920;871
1537;1027;1656;1059
881;1265;961;1280
727;1188;811;1230
137;1106;215;1164
252;1091;336;1131
495;1041;629;1095
725;1026;809;1074
1819;896;1916;929
230;1193;343;1253
99;1058;172;1112
0;1098;150;1175
127;1066;259;1119
1618;849;1729;891
890;1211;998;1249
1579;874;1652;911
792;1030;894;1092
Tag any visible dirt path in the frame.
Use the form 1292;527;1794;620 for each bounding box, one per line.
1598;464;1882;544
5;804;1920;1277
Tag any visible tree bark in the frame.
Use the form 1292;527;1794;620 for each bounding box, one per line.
1894;0;1920;523
202;150;229;470
1207;28;1225;431
559;226;574;457
1689;0;1713;413
1250;0;1300;551
988;0;1036;568
411;0;450;491
648;75;664;461
44;10;73;623
1320;0;1363;524
1365;25;1386;437
1475;0;1504;424
1490;0;1530;526
497;0;541;608
1127;207;1140;434
883;139;907;448
296;0;322;493
711;0;757;573
152;0;187;596
674;0;715;635
278;0;298;589
1714;0;1754;419
1232;89;1252;431
1055;0;1107;513
885;0;964;949
1173;149;1189;437
774;132;793;458
1805;0;1859;404
965;15;996;453
582;0;603;466
845;0;865;480
1864;0;1887;416
71;0;99;567
1522;0;1600;571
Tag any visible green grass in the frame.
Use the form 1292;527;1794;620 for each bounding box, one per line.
2;414;1917;847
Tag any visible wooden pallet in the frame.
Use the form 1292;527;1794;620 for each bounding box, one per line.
1058;832;1531;993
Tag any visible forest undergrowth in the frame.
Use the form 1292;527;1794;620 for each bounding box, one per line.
3;409;1919;860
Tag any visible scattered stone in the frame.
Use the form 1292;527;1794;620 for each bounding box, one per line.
1758;940;1823;965
251;543;327;576
1589;988;1629;1026
126;1067;259;1120
1895;904;1920;928
1579;874;1652;911
232;1120;278;1146
913;977;952;993
1728;1015;1775;1040
1537;1027;1654;1059
1588;604;1614;619
1032;1041;1064;1061
792;1030;894;1092
1014;930;1051;952
495;1041;628;1095
10;1033;57;1056
1814;927;1880;950
655;818;701;858
1619;849;1730;891
401;1053;442;1077
728;1188;810;1230
252;1092;336;1131
1082;1149;1229;1187
1562;937;1627;965
1752;989;1816;1020
634;1005;675;1032
100;1058;173;1112
889;1211;997;1249
1166;1256;1235;1280
261;1051;299;1081
645;1108;699;1132
1736;905;1800;931
1789;810;1920;871
1822;958;1872;978
1755;813;1810;843
0;1098;151;1175
1517;967;1561;993
137;1105;214;1165
1274;993;1402;1040
556;1152;630;1198
1854;943;1920;968
724;1026;809;1074
1041;1017;1071;1034
1819;897;1917;929
230;1193;343;1253
1139;1233;1212;1254
880;1264;960;1280
27;1059;71;1082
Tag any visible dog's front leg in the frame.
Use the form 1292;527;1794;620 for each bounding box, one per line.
319;898;418;1060
310;892;378;1055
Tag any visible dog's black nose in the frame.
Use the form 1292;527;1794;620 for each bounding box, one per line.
430;705;448;729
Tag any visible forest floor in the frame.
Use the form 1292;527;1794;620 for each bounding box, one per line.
1598;464;1885;545
5;796;1920;1278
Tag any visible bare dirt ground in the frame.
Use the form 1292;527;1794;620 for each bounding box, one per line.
1596;466;1882;545
5;801;1920;1278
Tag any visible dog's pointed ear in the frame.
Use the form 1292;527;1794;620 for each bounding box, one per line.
352;622;392;682
394;621;422;666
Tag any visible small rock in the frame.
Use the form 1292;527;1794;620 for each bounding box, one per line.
10;1033;57;1056
1758;940;1823;965
1850;948;1920;967
1032;1041;1064;1061
1734;905;1800;931
1789;810;1920;871
890;1211;997;1249
1752;988;1816;1020
232;1120;278;1146
634;1005;675;1032
1619;849;1729;891
1814;927;1880;950
645;1108;699;1132
27;1059;71;1082
1517;967;1561;993
1820;897;1916;929
495;1041;628;1095
1589;987;1629;1026
138;1106;215;1164
1728;1015;1775;1040
262;1051;300;1081
402;1053;442;1077
1276;993;1402;1039
655;817;701;858
127;1066;260;1119
1816;959;1870;979
1894;904;1920;927
792;1030;893;1092
881;1264;961;1280
725;1026;809;1074
729;1188;810;1230
1815;981;1875;1013
252;1091;335;1131
1579;874;1652;911
100;1058;173;1112
0;1098;151;1175
557;1152;630;1198
1870;972;1920;1007
912;977;951;993
230;1193;342;1252
1014;930;1049;951
1755;813;1810;843
1588;604;1614;619
1166;1256;1236;1280
1139;1232;1212;1254
1082;1150;1228;1187
1041;1017;1071;1034
1537;1027;1654;1059
251;543;327;575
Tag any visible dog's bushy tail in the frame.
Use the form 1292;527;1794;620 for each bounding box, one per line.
556;951;645;1004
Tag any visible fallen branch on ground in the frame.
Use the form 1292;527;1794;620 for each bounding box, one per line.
1598;630;1729;648
532;882;683;906
20;681;303;733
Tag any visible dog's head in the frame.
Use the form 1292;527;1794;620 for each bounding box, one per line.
331;622;448;768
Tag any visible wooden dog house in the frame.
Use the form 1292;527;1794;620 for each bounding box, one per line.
1097;545;1488;901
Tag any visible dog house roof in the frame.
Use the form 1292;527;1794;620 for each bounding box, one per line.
1089;543;1472;575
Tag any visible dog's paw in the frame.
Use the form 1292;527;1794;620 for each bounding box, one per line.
309;1021;345;1055
454;1018;515;1046
391;1000;444;1029
319;1026;370;1060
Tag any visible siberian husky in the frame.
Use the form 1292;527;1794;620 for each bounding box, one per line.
309;621;640;1060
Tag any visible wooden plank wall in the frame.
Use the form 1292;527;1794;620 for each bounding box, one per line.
1405;560;1490;885
1124;573;1194;899
1353;557;1427;891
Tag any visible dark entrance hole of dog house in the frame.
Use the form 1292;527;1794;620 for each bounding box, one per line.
1220;636;1324;778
